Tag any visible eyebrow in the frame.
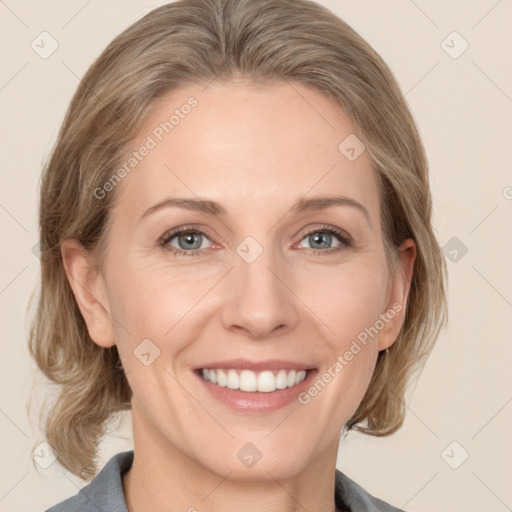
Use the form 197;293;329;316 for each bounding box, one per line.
141;195;371;225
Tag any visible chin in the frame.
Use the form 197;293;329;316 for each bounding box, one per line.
192;439;312;482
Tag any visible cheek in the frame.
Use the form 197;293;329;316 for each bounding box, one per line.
106;253;193;328
105;256;215;366
294;255;390;347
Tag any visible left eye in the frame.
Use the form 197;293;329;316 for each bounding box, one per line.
297;228;350;251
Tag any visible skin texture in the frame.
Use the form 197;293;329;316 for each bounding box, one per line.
62;80;415;512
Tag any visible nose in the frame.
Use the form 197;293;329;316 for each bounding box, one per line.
220;243;299;340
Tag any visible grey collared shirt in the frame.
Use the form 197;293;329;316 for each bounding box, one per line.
45;451;405;512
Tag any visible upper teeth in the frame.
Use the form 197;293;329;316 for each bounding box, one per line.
201;368;307;393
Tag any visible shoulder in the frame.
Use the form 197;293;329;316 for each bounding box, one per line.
335;469;406;512
44;450;134;512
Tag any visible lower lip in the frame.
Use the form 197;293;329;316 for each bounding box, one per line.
194;369;318;414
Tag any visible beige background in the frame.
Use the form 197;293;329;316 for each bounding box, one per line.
1;1;511;511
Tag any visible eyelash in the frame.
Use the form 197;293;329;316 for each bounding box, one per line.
158;224;353;258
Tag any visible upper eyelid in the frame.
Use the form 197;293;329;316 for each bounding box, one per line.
296;224;352;242
160;225;216;244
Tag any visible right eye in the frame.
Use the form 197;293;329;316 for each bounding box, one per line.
159;227;214;257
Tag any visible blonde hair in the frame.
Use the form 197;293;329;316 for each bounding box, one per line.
29;0;447;480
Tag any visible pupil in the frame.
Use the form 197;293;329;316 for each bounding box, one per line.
312;232;330;249
179;233;201;250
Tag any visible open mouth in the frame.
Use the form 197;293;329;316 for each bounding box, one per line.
195;368;311;393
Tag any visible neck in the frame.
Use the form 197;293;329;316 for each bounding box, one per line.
122;403;340;512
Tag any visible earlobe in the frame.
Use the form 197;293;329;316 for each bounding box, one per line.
378;238;416;351
60;238;115;348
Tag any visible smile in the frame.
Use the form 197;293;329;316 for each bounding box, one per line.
198;368;308;393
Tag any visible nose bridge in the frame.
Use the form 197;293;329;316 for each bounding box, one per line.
221;236;298;338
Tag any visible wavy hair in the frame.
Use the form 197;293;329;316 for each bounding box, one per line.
29;0;448;480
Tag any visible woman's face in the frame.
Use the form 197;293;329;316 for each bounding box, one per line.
66;79;414;479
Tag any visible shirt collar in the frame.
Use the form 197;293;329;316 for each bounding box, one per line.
77;450;401;512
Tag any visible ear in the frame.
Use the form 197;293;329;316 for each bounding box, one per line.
378;238;416;351
60;238;115;348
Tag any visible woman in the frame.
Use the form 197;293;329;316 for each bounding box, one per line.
29;0;447;510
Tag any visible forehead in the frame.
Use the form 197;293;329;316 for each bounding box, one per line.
112;80;380;225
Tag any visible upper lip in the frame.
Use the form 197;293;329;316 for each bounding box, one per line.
193;359;315;372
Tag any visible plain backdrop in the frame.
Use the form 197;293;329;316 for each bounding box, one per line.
1;1;511;511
